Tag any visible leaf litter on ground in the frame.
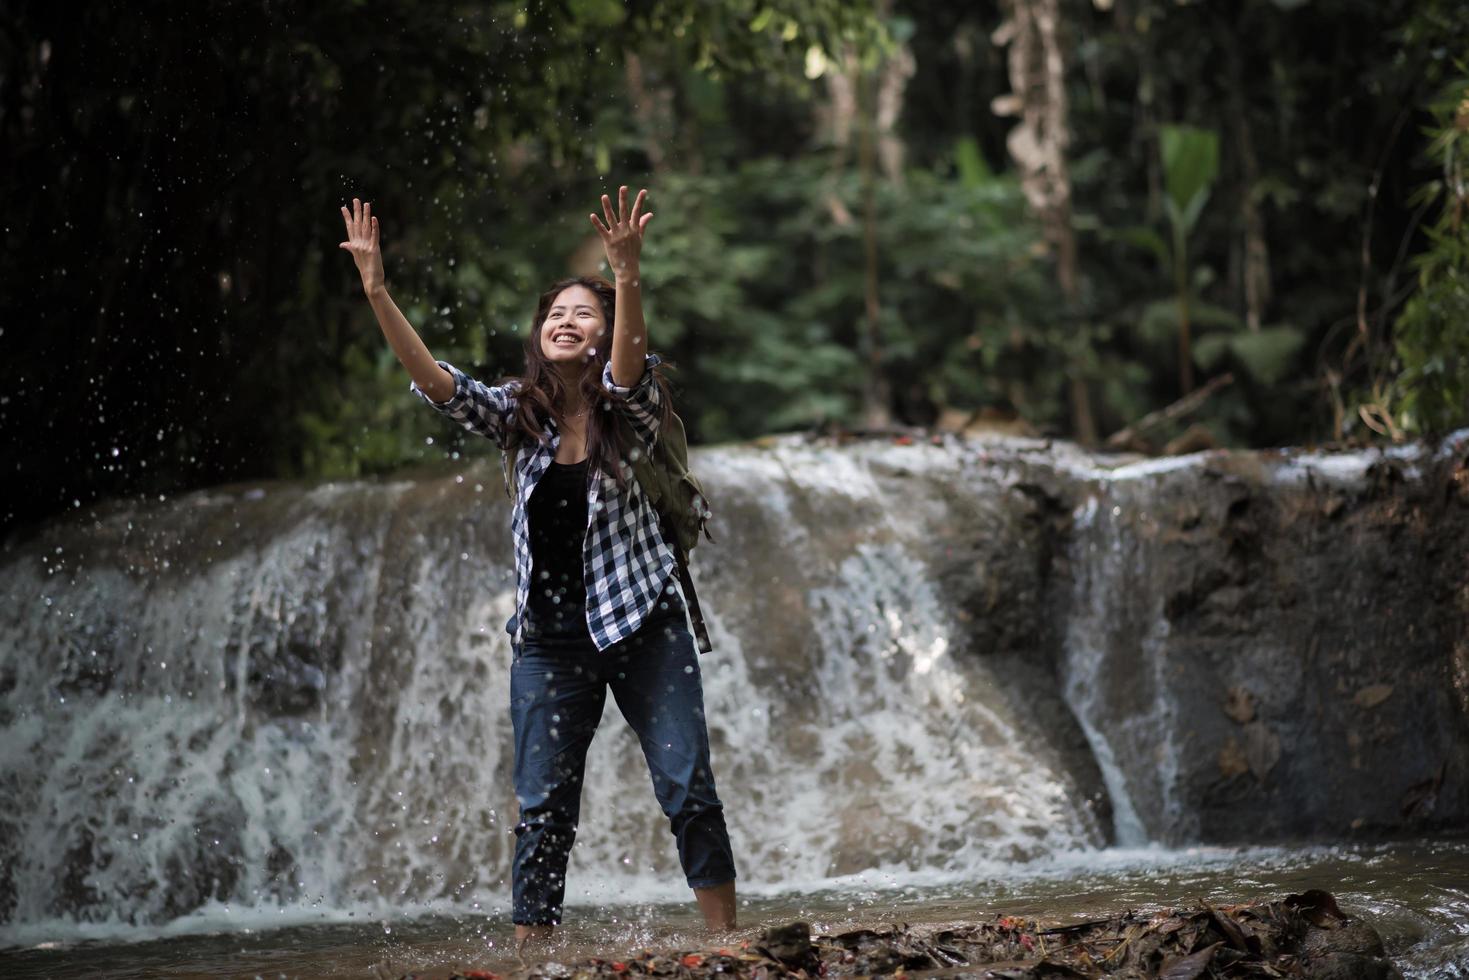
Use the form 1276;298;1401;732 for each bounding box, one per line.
404;891;1400;980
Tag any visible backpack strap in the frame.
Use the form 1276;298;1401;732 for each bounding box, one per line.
658;510;714;655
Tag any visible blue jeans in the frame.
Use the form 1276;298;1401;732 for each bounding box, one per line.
509;588;736;925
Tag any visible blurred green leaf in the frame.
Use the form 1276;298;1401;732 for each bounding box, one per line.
954;136;993;189
1160;124;1219;235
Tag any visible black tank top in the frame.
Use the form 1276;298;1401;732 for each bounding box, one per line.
527;457;590;624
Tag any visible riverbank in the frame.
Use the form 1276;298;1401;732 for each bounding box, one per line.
406;891;1403;980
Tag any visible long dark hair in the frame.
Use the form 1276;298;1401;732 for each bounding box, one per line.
500;275;673;489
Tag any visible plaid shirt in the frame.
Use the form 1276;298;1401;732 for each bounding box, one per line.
410;353;677;652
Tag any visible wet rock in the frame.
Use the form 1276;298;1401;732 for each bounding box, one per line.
757;921;816;969
1300;951;1403;980
1301;919;1388;959
1046;434;1469;844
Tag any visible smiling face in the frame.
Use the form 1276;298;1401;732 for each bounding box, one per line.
538;284;607;367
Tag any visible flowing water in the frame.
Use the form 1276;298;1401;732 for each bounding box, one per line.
2;840;1467;978
3;433;1467;976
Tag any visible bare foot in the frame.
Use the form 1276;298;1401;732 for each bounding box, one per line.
693;881;737;931
515;924;555;965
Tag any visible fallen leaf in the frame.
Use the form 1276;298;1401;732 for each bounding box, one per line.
1218;737;1250;777
1353;684;1393;709
1159;941;1223;980
1242;721;1282;781
681;955;703;968
1208;906;1255;952
1223;686;1255;724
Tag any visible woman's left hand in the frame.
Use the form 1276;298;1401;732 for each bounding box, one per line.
590;185;652;284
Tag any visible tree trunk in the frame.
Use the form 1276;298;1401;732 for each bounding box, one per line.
820;2;913;429
874;33;915;184
858;68;894;429
1116;0;1164;225
1174;225;1195;394
1222;16;1270;332
994;0;1096;445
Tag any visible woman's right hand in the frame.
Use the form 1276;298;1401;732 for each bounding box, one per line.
339;197;386;295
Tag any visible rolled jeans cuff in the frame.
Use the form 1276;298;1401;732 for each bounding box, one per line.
687;873;737;889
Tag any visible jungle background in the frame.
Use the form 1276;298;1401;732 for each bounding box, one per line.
2;0;1467;537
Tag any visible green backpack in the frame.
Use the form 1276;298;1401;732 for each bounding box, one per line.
501;411;716;654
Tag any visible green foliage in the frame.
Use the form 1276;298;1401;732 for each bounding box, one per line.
633;0;887;76
1195;325;1307;386
634;156;1058;440
1160;125;1220;238
1138;298;1241;349
954;136;995;189
1387;69;1469;435
264;0;1469;460
1159;123;1220;382
1050;0;1469;444
297;345;429;478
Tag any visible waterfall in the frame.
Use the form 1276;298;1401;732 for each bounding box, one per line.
0;440;1103;938
1060;491;1174;848
6;427;1464;939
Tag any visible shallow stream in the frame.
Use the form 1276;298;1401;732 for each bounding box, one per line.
4;838;1466;979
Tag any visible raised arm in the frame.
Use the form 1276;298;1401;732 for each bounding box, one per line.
339;197;454;403
590;185;654;389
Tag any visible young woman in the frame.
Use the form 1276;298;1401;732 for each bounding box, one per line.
338;187;737;943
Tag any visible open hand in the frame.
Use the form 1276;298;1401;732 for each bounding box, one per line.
590;185;652;284
339;197;385;294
